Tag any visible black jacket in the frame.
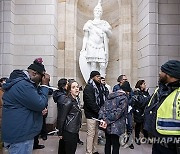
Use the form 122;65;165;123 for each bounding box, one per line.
58;95;82;136
133;89;150;123
144;80;180;138
83;84;101;119
53;89;67;106
53;89;67;129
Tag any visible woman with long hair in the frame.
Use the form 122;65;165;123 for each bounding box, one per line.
57;80;82;154
133;80;151;145
53;78;68;154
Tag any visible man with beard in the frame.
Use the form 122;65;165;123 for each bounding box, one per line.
83;71;106;154
144;60;180;154
2;58;50;154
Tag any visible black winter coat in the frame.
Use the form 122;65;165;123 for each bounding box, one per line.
144;81;180;138
83;84;100;119
53;89;67;129
133;89;150;123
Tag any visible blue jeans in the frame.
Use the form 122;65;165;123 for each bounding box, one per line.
4;139;34;154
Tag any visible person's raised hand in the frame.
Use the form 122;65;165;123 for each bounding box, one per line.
41;73;50;85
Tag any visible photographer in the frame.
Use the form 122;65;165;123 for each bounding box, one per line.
2;58;50;154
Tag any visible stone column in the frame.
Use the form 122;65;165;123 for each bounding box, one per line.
137;0;159;93
158;0;180;66
118;0;138;86
0;0;15;77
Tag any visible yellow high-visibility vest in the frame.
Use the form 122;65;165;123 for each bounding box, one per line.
153;87;180;135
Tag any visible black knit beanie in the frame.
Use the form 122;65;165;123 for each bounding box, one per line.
90;71;100;79
161;60;180;79
28;58;45;74
121;81;131;92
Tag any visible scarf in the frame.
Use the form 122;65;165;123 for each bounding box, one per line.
88;79;106;107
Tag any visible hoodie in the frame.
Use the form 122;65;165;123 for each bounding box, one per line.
53;89;67;129
53;89;67;105
2;70;49;143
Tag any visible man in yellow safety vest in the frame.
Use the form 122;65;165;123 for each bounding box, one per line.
144;60;180;154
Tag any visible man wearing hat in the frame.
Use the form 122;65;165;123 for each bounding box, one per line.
144;60;180;154
2;58;50;154
83;71;106;154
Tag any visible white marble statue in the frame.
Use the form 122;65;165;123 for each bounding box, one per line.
79;0;112;82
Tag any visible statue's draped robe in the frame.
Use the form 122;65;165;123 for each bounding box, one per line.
83;20;111;63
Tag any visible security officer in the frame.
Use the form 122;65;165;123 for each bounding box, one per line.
144;60;180;154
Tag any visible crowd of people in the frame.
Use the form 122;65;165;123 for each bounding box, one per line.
0;58;179;154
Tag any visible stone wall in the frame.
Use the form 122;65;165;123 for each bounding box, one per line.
0;0;58;125
137;0;159;93
0;0;15;77
118;0;138;87
158;0;180;65
137;0;180;93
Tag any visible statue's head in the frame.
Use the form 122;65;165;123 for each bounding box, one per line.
93;0;103;18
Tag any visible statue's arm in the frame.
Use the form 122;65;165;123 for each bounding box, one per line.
106;28;112;38
103;22;112;62
81;31;89;51
105;26;112;38
103;21;112;38
104;33;109;59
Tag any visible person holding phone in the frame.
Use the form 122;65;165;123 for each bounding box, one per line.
2;58;50;154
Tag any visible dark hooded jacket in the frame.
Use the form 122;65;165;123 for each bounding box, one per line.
133;89;151;123
144;81;180;137
2;70;49;143
53;89;67;129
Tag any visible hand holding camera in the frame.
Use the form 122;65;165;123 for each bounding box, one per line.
41;73;50;85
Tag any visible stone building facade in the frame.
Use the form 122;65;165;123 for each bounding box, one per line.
0;0;180;127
